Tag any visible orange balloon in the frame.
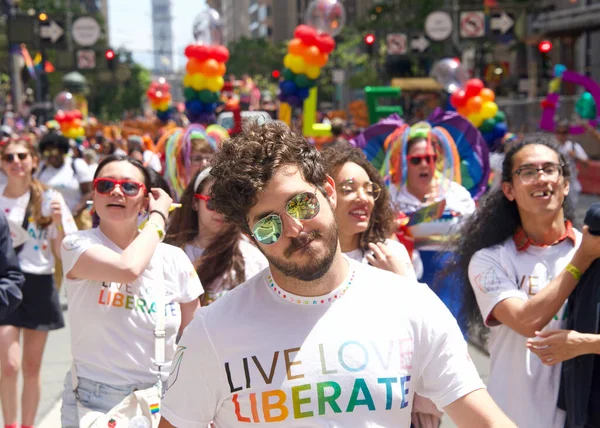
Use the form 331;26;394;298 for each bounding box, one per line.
201;59;221;77
457;106;469;117
186;58;203;75
304;45;322;65
288;38;305;56
217;62;226;76
466;96;483;113
480;88;495;103
315;53;329;68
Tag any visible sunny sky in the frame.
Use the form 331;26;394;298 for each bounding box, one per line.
108;0;206;72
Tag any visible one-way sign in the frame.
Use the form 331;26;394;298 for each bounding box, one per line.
40;20;65;44
411;34;430;53
490;12;514;35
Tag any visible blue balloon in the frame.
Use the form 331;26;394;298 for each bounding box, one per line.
494;122;508;138
187;100;203;116
297;87;309;100
282;81;298;96
554;64;567;78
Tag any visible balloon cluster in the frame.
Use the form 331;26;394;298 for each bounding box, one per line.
147;78;172;123
54;110;85;139
449;78;506;146
576;92;597;120
279;25;335;108
183;44;229;124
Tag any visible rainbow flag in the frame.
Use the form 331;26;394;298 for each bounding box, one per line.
20;45;36;79
149;403;160;414
33;52;55;73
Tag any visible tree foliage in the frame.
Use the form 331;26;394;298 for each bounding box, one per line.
226;37;287;79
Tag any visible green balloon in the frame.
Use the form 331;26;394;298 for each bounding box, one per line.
183;87;197;102
480;118;496;133
198;90;214;104
576;91;597;120
295;74;311;88
494;111;506;124
283;68;295;81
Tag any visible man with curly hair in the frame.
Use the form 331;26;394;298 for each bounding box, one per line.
159;122;515;428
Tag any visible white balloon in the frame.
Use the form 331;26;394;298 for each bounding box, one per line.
305;0;346;37
430;58;469;93
193;8;223;45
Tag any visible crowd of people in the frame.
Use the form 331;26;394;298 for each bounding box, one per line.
0;113;597;428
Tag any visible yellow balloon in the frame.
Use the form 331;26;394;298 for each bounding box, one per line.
191;73;207;91
480;101;498;119
183;74;193;88
306;65;321;80
288;55;306;74
77;128;85;138
549;78;561;94
206;76;224;92
283;54;294;70
467;113;484;128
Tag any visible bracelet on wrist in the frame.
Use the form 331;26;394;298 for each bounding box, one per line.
148;210;167;226
565;263;582;281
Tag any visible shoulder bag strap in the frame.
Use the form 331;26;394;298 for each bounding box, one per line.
14;206;31;255
153;258;167;394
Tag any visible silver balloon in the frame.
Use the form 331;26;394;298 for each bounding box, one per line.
53;91;76;111
305;0;346;37
193;8;223;46
430;58;469;93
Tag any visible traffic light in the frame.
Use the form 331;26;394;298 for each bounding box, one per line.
105;48;116;71
271;69;280;80
538;40;553;79
38;12;48;22
365;33;376;56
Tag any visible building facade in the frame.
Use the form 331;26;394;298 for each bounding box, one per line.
150;0;174;74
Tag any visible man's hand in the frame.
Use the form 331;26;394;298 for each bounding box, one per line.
527;329;589;366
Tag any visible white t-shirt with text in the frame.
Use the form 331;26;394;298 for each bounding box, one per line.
37;157;93;212
468;233;581;428
161;259;484;427
61;228;204;385
0;187;77;274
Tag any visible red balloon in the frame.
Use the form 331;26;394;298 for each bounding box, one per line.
450;90;467;108
294;24;318;46
73;111;82;119
189;45;209;61
65;111;75;121
184;46;194;58
464;79;484;98
55;110;65;122
316;33;336;54
209;46;230;63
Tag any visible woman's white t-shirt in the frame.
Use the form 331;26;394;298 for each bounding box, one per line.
468;232;581;428
0;186;77;274
184;237;268;303
61;228;204;386
36;157;93;212
344;238;418;280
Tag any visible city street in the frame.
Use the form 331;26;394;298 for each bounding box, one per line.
31;193;600;427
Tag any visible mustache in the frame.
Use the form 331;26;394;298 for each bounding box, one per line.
284;230;322;257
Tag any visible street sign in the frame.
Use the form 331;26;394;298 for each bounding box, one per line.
387;33;407;55
410;34;430;53
332;69;345;85
490;12;514;35
460;11;485;38
40;20;64;44
77;50;96;69
424;11;452;41
72;16;101;47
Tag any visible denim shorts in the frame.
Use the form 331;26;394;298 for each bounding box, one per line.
61;370;156;428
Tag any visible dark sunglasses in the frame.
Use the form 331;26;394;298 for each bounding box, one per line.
195;194;215;211
407;155;437;166
93;178;146;197
2;153;29;162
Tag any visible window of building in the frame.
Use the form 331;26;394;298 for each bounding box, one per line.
259;5;267;21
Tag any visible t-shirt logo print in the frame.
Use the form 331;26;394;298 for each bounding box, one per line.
166;345;187;391
474;267;501;293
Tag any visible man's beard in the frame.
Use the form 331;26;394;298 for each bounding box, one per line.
264;219;339;282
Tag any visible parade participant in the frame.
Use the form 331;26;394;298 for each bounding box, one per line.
555;121;589;207
445;135;600;428
59;154;203;427
36;132;94;229
321;142;415;278
166;167;267;305
159;121;515;428
0;138;77;428
0;211;24;320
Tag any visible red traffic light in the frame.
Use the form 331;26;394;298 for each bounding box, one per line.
271;70;280;79
105;49;115;60
538;40;552;53
365;34;375;45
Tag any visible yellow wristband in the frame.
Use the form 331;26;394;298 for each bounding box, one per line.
565;263;582;281
144;221;165;241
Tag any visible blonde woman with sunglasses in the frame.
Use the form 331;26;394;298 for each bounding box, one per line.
59;154;202;427
0;139;77;428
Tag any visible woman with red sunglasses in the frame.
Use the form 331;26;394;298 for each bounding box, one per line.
59;154;203;427
0;139;77;428
166;168;267;306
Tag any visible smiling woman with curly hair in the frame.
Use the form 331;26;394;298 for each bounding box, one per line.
320;141;416;279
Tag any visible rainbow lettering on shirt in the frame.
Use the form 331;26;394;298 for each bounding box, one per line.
224;339;414;422
96;282;177;316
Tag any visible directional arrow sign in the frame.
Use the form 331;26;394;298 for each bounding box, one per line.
491;12;514;35
40;20;64;44
410;35;430;53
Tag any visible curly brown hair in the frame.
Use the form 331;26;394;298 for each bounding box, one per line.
320;141;397;252
210;121;327;233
